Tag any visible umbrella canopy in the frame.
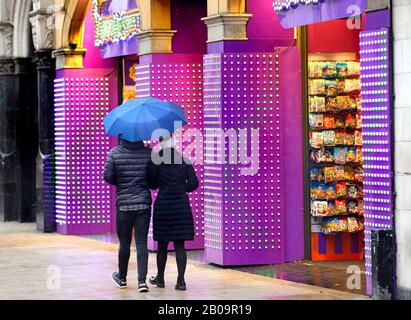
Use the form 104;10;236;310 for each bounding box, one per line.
103;97;187;142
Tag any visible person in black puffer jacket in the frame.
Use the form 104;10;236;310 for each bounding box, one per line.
103;138;152;292
147;136;199;291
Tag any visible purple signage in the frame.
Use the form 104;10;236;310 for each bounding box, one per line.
359;28;393;295
273;0;367;29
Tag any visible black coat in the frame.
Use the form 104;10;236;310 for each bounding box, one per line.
148;148;199;242
103;140;152;208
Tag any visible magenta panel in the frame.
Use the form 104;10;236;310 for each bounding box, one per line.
359;28;393;295
203;52;285;266
135;60;205;251
54;77;112;235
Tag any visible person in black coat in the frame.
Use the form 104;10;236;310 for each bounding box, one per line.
147;136;199;290
103;138;152;293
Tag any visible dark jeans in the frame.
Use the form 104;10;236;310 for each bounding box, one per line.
116;208;150;282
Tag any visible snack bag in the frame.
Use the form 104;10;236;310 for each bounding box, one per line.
347;61;360;76
336;79;345;94
327;201;336;216
344;165;355;181
324;130;336;146
335;114;345;128
358;200;365;216
311;201;328;216
324;114;336;129
312;79;326;95
326;98;339;112
309;61;322;78
336;165;345;181
345;113;357;129
347;216;360;232
326;184;337;200
356;97;362;111
355;167;364;182
335;131;345;145
354;130;362;146
336;62;348;78
358;217;365;231
323;149;335;162
310;166;324;182
357;184;364;198
347;183;358;198
356;147;363;164
336;96;350;111
346;147;356;162
322;62;336;78
334;147;347;164
345;79;361;92
311;132;324;148
335;200;347;215
345;133;355;146
348;97;357;111
310;149;322;163
356;112;362;128
309;113;324;129
324;166;337;183
325;80;337;96
336;182;347;198
347;200;359;215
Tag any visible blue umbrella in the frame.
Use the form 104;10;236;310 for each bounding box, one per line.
103;97;187;142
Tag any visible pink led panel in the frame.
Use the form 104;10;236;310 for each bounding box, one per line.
135;62;205;250
54;77;112;235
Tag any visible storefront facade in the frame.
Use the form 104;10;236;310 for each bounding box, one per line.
49;0;396;297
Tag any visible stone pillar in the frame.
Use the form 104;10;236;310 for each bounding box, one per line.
35;50;56;232
0;58;17;222
393;0;411;300
13;58;38;222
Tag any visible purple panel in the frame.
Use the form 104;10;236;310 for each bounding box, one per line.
280;47;304;262
359;27;393;295
203;52;285;266
135;56;205;251
273;0;367;29
319;233;327;254
54;76;111;235
334;233;343;254
365;9;391;31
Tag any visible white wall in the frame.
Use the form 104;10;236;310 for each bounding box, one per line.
393;0;411;300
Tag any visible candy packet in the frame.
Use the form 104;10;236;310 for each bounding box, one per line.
324;114;336;129
325;80;337;96
355;167;364;182
347;216;360;232
356;112;362;129
324;130;336;146
345;113;357;129
335;114;345;128
326;98;339;112
309;113;324;129
347;61;360;76
324;166;337;183
322;62;336;78
335;200;347;215
336;79;345;94
336;165;345;181
347;183;358;198
323;149;335;162
326;184;337;200
335;130;346;145
345;133;355;146
336;62;348;78
356;147;363;164
311;132;324;148
344;165;355;181
334;147;347;164
311;201;328;216
336;182;347;198
354;130;362;145
347;200;359;215
346;147;356;162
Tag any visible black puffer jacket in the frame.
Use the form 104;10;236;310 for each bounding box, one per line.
148;148;199;242
103;140;152;208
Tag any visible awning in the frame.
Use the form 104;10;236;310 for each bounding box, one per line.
273;0;367;29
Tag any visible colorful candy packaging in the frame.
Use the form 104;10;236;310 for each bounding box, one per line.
335;200;347;215
324;166;337;183
346;147;356;162
356;112;362;128
336;96;350;110
336;182;347;198
326;184;337;200
335;114;345;128
323;149;334;162
310;149;322;163
354;130;362;145
347;61;360;76
324;130;335;146
345;113;357;129
326;98;339;112
311;201;328;216
344;166;355;181
310;166;324;181
311;79;326;95
309;61;323;78
325;80;337;96
334;147;347;164
358;200;365;216
336;62;348;78
309;114;324;129
356;98;362;111
345;133;355;146
335;131;345;145
324;114;336;129
347;216;360;232
355;167;364;182
336;166;345;181
347;200;359;215
345;79;361;92
347;183;358;198
336;79;345;94
309;96;326;112
321;217;348;233
322;62;336;78
311;132;324;148
356;147;363;164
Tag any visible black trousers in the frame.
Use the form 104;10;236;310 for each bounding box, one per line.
156;240;187;285
116;208;150;282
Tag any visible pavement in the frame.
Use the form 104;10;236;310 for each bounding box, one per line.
0;222;368;300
